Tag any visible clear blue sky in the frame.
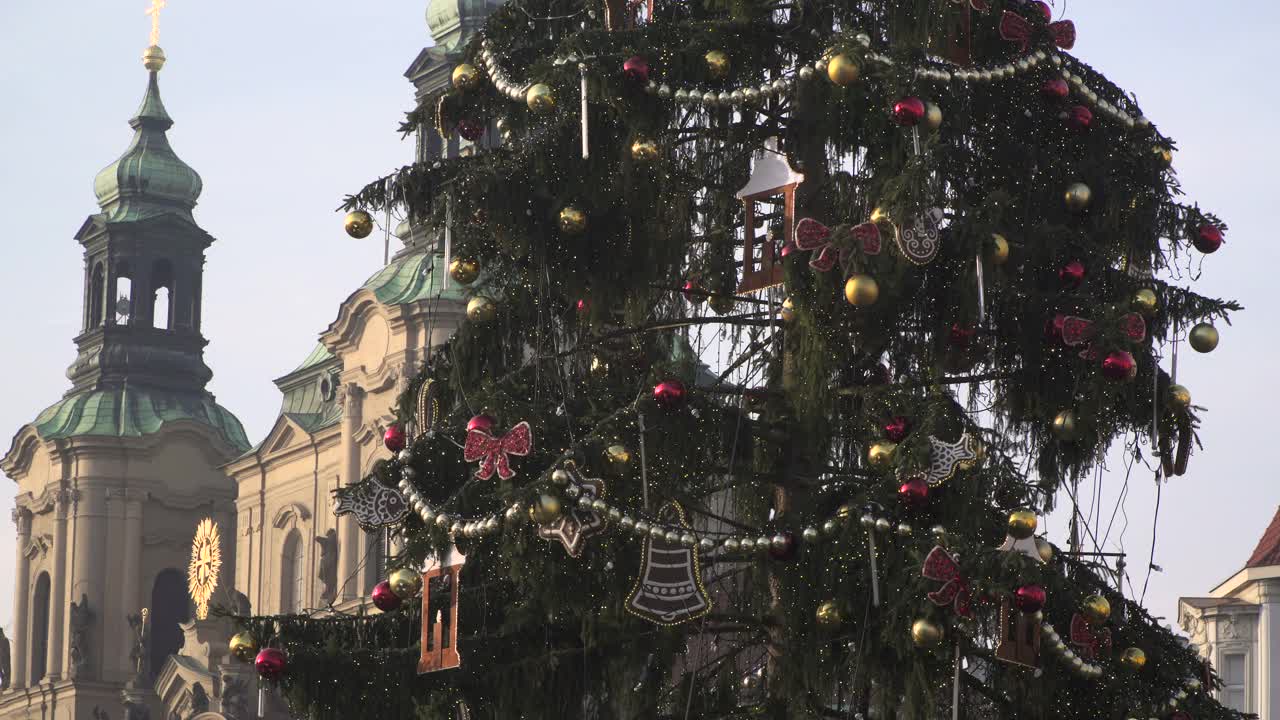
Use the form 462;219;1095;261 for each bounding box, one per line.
0;2;1276;637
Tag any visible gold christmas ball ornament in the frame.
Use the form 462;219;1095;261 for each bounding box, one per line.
923;102;944;131
1188;322;1219;353
630;138;660;163
779;297;796;324
844;273;880;306
344;210;374;239
910;618;944;648
452;63;481;91
990;234;1010;265
826;54;860;86
1035;537;1054;563
1007;509;1038;540
526;83;557;113
466;296;497;324
449;257;480;285
1064;182;1093;212
229;631;259;663
1081;595;1112;625
867;441;898;468
528;494;563;524
606;444;633;464
869;207;890;224
1133;288;1159;317
815;601;843;629
1153;145;1174;168
558;206;588;235
388;568;423;599
1168;384;1192;411
1119;647;1147;672
709;293;737;315
1051;410;1079;441
704;50;730;79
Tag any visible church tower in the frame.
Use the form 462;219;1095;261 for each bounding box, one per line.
0;46;246;720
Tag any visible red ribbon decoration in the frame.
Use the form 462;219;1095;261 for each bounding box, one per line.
1069;612;1112;660
795;218;882;272
999;10;1076;52
922;545;974;618
1062;313;1146;359
463;421;533;480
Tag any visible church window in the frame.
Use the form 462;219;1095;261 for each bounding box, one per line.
115;262;133;325
89;263;105;328
151;259;174;330
1222;652;1247;711
150;568;191;679
30;572;50;683
281;530;305;613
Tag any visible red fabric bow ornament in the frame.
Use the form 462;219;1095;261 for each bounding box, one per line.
922;545;974;618
1062;313;1146;356
1000;10;1076;52
1069;612;1112;660
463;421;533;480
795;218;882;272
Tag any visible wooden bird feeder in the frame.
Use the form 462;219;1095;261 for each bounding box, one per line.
418;547;465;674
735;142;803;294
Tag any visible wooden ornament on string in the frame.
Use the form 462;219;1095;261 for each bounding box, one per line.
995;597;1040;668
735;141;803;294
418;546;465;674
603;0;652;30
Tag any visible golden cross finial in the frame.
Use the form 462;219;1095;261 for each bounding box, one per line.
145;0;167;46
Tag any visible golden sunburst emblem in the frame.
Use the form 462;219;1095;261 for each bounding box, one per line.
188;518;222;620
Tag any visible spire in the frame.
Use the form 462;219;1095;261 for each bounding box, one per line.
93;45;203;222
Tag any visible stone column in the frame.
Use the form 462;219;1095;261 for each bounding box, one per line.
120;490;145;651
1259;581;1280;719
68;486;106;680
47;490;72;682
338;383;364;602
10;508;32;689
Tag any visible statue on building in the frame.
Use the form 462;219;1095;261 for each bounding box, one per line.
69;593;93;678
122;694;150;720
128;610;150;683
316;528;339;603
0;627;11;691
221;674;250;720
189;683;209;716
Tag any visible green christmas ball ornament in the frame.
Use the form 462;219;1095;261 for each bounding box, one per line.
1188;323;1219;353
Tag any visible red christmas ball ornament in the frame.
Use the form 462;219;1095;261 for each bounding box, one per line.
1101;350;1137;381
1032;1;1052;21
948;323;976;349
767;531;797;561
898;476;930;509
623;55;651;84
653;378;688;410
255;648;288;680
1066;105;1093;132
682;279;704;304
1194;224;1224;254
1040;78;1070;101
467;414;497;433
575;298;590;315
1014;584;1047;613
456;118;485;142
383;425;407;453
892;97;927;126
1059;260;1086;288
780;240;797;258
371;580;402;612
883;416;910;443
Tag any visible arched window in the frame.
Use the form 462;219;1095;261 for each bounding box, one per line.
151;259;173;330
149;568;191;679
114;262;133;325
89;263;105;328
30;572;50;683
280;530;305;613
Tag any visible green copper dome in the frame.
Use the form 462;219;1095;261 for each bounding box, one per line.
426;0;504;51
30;385;249;452
93;61;203;222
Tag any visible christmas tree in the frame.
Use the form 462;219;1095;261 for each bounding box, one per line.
229;1;1243;718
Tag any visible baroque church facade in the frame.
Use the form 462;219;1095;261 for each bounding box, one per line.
0;2;501;719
